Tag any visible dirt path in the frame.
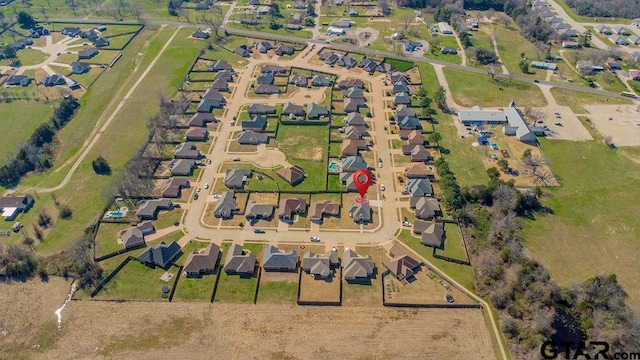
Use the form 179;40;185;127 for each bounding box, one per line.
453;32;467;66
34;26;182;193
490;34;509;75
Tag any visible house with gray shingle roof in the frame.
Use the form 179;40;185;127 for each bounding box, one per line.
224;243;256;276
137;199;173;220
283;102;305;116
344;98;367;113
170;159;196;176
278;198;307;221
183;243;221;277
262;245;298;271
119;221;155;249
421;222;444;248
242;115;267;131
254;84;280;94
208;60;234;72
348;201;372;223
238;130;268;145
394;92;411;105
307;103;329;119
341;156;367;172
245;201;274;220
398;115;420;130
174;142;200;159
344;112;366;126
256;73;274;84
289;74;308;87
412;197;440;220
343;87;365;99
214;192;238;218
248;104;275;115
343;248;375;282
138;241;181;269
311;74;333;87
405;178;433;197
303;249;339;279
225;169;252;189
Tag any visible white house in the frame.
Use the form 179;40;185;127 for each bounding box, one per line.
326;27;345;36
437;22;453;34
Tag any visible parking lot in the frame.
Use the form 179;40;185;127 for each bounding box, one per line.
583;105;640;146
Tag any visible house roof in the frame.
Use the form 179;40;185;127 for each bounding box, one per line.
396;104;415;117
398;115;420;130
78;47;99;58
238;130;268;145
138;241;181;268
394;92;411;105
406;178;433;196
392;81;409;93
343;248;375;280
283;102;305;116
311;74;332;86
277;165;306;185
344;112;366;126
189;112;215;127
342;87;365;99
214;191;237;218
275;45;295;55
290;74;308;86
303;250;339;276
256;73;274;84
421;223;444;247
208;60;233;71
383;244;420;280
307;103;329;119
242;115;267;131
341;139;367;157
119;221;154;248
254;83;280;94
341;156;367;171
338;78;364;89
0;194;34;210
171;159;196;176
262;245;298;270
175;142;199;159
309;201;340;221
405;164;434;178
261;64;286;74
186;127;208;140
344;98;367;113
278;198;307;219
349;201;372;222
344;125;367;139
225;169;252;189
161;178;190;198
224;243;256;274
245;201;275;218
248;104;275;114
183;243;221;274
414;197;440;219
137;199;173;219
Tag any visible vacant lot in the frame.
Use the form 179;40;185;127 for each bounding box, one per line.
444;68;547;108
550;87;633;114
257;270;298;304
274;124;329;191
0;101;55;164
521;140;640;311
94;260;178;301
299;270;341;303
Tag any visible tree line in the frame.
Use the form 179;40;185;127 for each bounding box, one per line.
565;0;640;19
0;97;80;187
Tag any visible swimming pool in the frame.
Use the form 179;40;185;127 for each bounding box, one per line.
329;162;339;171
104;207;129;219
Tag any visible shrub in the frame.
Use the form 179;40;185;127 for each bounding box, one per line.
59;204;73;220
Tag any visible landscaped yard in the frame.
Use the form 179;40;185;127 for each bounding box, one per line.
94;260;178;301
94;223;130;258
173;272;217;302
213;242;262;303
444;67;547;108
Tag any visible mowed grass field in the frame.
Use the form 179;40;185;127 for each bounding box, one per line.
520;140;640;310
443;67;547;108
0;101;55;164
15;26;203;255
550;87;633;114
274;124;329;191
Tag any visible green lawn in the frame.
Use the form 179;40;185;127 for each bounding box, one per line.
433;223;469;263
443;67;547;108
0;101;55;164
383;58;414;72
94;260;178;301
274;124;329;191
257;280;298;303
15;49;48;66
520;140;640;311
155;209;184;229
94;223;130;258
490;24;548;80
550;87;633;114
552;0;631;24
69;67;104;88
214;270;259;302
173;252;218;303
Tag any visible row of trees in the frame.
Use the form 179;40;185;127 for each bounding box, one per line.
565;0;640;19
0;97;79;187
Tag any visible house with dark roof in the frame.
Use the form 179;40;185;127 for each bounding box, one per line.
396;104;415;118
341;156;367;172
344;112;366;126
254;83;280;94
412;197;440;220
309;201;340;222
248;104;275;115
358;58;377;74
119;221;155;249
323;53;340;65
283;102;305;116
307;103;329;119
278;198;307;221
342;87;365;99
214;70;235;83
93;37;109;47
377;63;396;74
405;40;422;52
170;159;196;176
245;201;275;220
405;164;434;179
202;88;227;103
5;75;31;87
240;18;260;25
137;199;173;220
78;47;99;60
289;74;308;87
192;30;210;39
224;243;256;276
383;244;420;281
256;41;273;53
349;201;372;223
263;245;298;271
407;131;426;145
138;242;181;269
311;74;332;87
208;60;233;72
41;74;66;87
62;27;82;37
332;20;351;28
234;45;252;57
337;56;356;68
394;92;412;105
29;26;49;38
225;169;252;189
197;98;224;113
261;64;287;74
0;194;34;220
81;29;99;40
161;178;190;198
10;37;33;50
174;142;200;159
242;115;267;131
390;72;409;84
211;78;229;92
416;222;444;248
405;178;433;197
214;192;238;218
185;127;208;142
344;125;367;139
402;144;432;162
238;130;269;145
398;115;421;130
338;78;363;89
275;45;295;56
277;165;306;185
183;243;221;277
303;249;339;278
344;98;367;113
343;248;375;282
256;73;274;84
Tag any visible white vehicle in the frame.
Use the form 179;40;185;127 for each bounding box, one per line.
402;221;411;227
310;236;320;242
204;183;209;189
230;120;235;126
380;184;385;191
196;187;201;192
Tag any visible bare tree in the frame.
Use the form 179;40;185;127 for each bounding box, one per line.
129;4;143;20
377;0;389;16
399;14;413;33
205;5;224;38
531;169;554;186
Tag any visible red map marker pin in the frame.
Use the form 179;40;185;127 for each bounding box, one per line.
353;169;372;203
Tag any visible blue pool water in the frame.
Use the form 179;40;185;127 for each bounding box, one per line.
329;162;339;171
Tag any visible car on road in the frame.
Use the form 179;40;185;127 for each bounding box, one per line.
230;120;235;126
204;183;209;189
533;79;540;83
310;236;320;242
380;184;385;191
207;159;212;164
402;221;411;227
193;193;199;200
253;228;265;234
196;187;201;192
233;157;241;162
555;122;563;126
445;294;455;303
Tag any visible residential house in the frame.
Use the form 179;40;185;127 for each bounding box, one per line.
194;2;210;10
337;56;356;68
29;26;49;38
254;83;281;94
275;45;295;56
376;63;396;75
263;246;298;271
93;37;109;47
238;130;269;145
224;243;256;276
530;61;557;70
292;13;302;24
283;102;305;117
192;30;210;39
392;81;410;94
81;29;99;40
405;178;433;197
326;27;346;36
628;35;640;45
234;45;252;58
358;59;377;74
240;18;260;25
197;98;224;113
208;60;233;71
183;243;221;277
331;20;351;28
595;25;612;35
309;201;340;222
404;41;422;52
343;248;375;282
441;46;458;55
341;155;367;172
303;249;339;278
348;8;358;16
402;144;432;162
138;242;181;269
610;35;629;45
214;192;238;218
394;92;411;105
311;74;332;87
278;198;307;221
344;112;366;126
344;98;367;113
323;53;340;65
242;115;268;132
248;104;275;115
170;159;196;176
467;18;479;27
62;27;82;37
341;139;367;157
77;48;99;60
41;74;66;87
137;199;173;220
277;165;306;185
606;59;621;70
245;201;275;220
262;64;287;74
174;142;200;159
342;87;365;99
5;75;31;87
211;78;229;92
396;105;415;118
213;70;235;82
161;178;190;198
412;197;440;220
257;5;271;15
256;41;273;53
338;78;363;89
185;127;208;141
614;26;631;35
398;115;421;130
421;222;444;247
289;74;308;87
383;244;420;281
202;88;227;103
407;130;426;145
437;22;453;34
389;72;409;83
0;194;34;220
561;41;579;48
285;23;302;31
119;221;155;249
307;103;329;119
257;73;274;84
224;169;252;189
348;201;372;223
344;125;367;139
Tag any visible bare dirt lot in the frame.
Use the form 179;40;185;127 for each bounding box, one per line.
583;105;640;147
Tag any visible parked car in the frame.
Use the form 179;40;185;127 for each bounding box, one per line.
555;122;563;126
196;187;201;192
207;159;212;164
233;157;241;162
310;236;320;242
193;193;199;200
380;184;385;191
253;228;265;234
402;221;411;227
204;183;209;189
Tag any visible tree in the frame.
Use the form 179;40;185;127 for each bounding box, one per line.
269;3;281;17
92;155;111;175
16;11;35;28
129;4;143;20
472;47;498;65
399;14;413;33
37;209;52;228
2;45;16;59
521;149;531;160
59;204;73;219
377;0;390;15
487;167;500;180
497;159;509;172
433;6;452;22
428;132;442;144
519;58;529;74
434;86;448;111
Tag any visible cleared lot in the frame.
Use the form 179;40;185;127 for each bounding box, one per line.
583;105;640;146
